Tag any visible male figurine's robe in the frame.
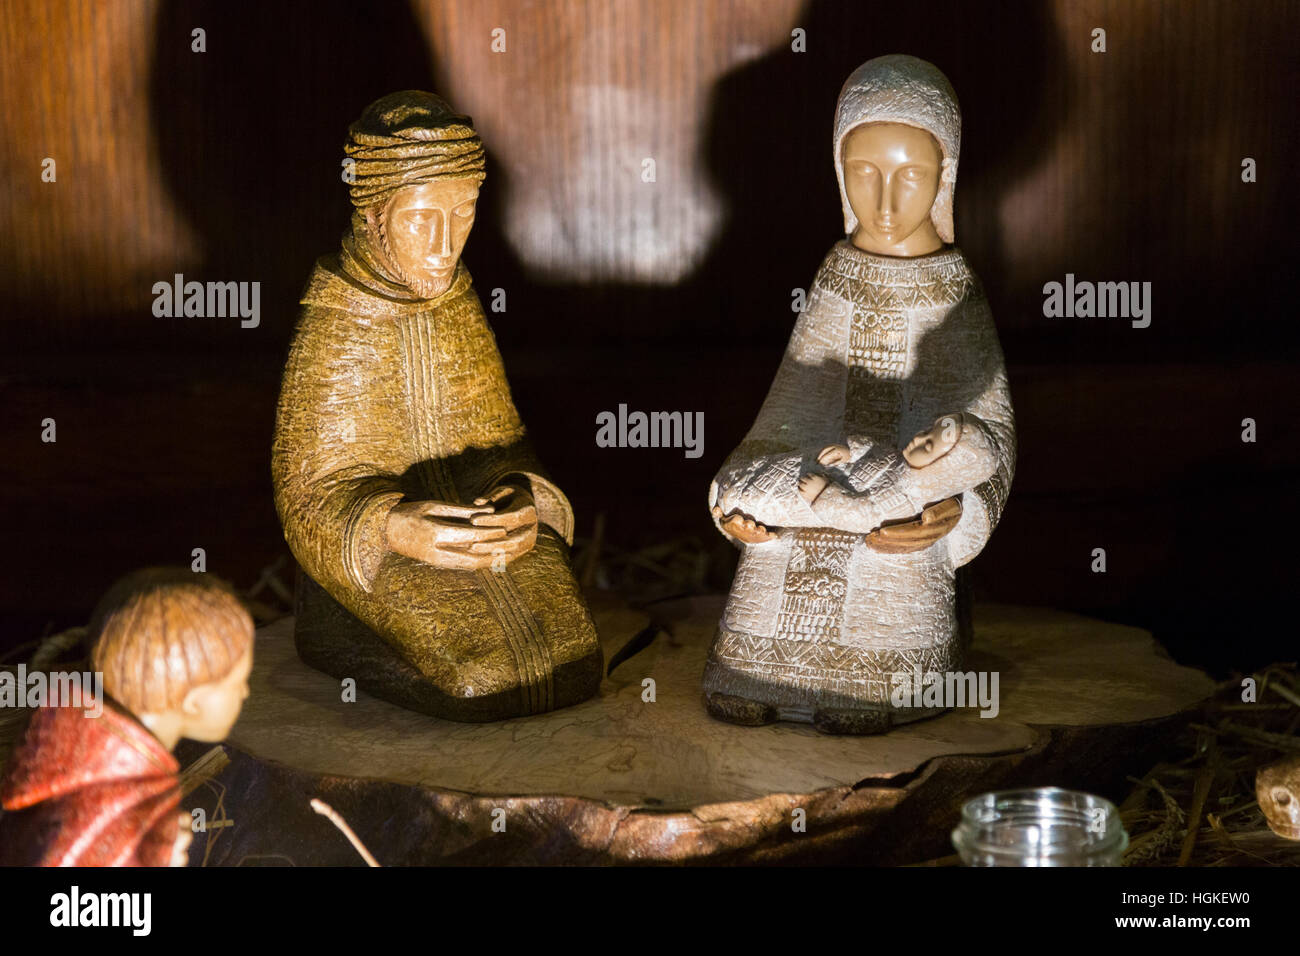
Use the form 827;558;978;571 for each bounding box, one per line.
272;239;601;720
0;701;181;866
706;241;1015;725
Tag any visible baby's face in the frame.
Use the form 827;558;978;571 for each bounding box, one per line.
903;415;960;467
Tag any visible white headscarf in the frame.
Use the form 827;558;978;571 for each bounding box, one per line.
833;54;961;244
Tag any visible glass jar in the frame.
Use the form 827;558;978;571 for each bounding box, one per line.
952;787;1129;866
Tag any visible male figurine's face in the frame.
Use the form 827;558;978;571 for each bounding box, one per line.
843;122;943;256
383;179;480;298
178;646;253;742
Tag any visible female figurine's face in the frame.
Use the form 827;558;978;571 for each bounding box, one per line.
383;179;479;297
842;122;943;256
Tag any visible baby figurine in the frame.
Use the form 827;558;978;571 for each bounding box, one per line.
795;413;996;552
0;568;253;866
798;413;966;504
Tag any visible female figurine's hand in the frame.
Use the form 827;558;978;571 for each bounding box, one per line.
712;506;777;544
386;487;537;570
864;496;963;553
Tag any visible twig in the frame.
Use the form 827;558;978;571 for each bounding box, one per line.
1214;721;1300;754
1177;762;1216;866
179;745;230;797
310;798;380;867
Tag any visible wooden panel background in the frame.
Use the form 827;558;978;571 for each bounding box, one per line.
1;0;1296;669
3;0;1296;353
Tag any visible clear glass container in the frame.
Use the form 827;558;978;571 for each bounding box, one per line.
951;787;1128;866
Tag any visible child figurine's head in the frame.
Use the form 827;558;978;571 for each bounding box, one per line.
89;568;254;750
904;414;964;468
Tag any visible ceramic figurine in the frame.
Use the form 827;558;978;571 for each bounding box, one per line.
0;568;254;866
1257;756;1300;840
704;55;1016;735
272;91;601;721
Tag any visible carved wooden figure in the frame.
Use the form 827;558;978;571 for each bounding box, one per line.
1257;756;1300;840
705;56;1016;734
272;92;602;722
0;568;253;866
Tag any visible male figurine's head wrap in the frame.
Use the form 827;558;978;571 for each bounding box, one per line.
834;55;960;244
345;90;486;209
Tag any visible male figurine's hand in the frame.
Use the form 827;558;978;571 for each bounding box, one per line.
469;484;539;561
385;487;537;570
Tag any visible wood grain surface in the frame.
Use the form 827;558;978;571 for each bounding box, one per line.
226;593;1213;806
163;591;1214;864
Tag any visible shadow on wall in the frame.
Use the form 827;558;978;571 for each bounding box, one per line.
694;0;1067;350
149;0;440;349
145;0;1065;357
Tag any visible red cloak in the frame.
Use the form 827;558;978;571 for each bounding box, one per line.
0;699;181;866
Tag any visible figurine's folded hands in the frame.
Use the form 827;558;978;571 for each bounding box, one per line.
384;485;538;570
470;483;538;533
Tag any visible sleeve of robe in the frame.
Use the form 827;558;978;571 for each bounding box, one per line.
709;253;1014;562
709;252;851;539
893;295;1016;568
272;302;408;596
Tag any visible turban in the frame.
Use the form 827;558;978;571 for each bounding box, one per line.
344;91;486;209
833;55;961;244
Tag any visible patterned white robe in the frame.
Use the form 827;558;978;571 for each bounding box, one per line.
705;241;1015;719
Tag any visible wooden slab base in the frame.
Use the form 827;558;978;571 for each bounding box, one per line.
180;592;1215;865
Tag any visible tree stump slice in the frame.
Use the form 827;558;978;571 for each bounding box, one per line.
181;593;1215;865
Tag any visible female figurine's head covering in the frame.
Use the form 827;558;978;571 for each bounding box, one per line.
833;54;961;244
344;91;486;209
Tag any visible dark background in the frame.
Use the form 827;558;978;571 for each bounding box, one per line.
1;0;1296;674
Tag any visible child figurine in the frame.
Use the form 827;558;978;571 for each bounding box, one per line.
0;568;253;866
705;55;1016;734
798;413;971;503
796;412;999;551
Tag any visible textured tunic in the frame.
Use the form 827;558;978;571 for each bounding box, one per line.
272;242;599;718
705;241;1015;719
